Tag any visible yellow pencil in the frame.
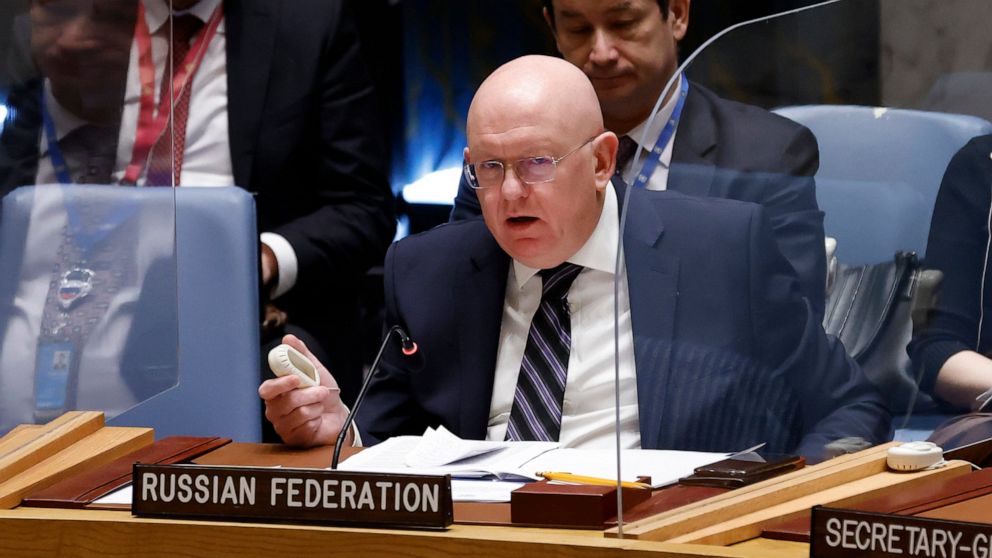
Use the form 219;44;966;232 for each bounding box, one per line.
537;471;651;490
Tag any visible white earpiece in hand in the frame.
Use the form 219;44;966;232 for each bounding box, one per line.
268;344;319;389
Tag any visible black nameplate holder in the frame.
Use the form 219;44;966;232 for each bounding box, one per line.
132;463;453;529
811;506;992;558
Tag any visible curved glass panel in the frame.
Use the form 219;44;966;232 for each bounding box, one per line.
0;1;180;434
616;0;992;507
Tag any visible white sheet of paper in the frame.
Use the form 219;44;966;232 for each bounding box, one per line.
339;428;555;481
404;426;512;468
451;480;525;503
91;483;133;505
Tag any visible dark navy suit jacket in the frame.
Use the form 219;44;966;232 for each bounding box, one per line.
451;82;826;317
360;187;889;461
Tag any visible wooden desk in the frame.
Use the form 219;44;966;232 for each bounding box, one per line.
0;427;977;558
0;506;802;558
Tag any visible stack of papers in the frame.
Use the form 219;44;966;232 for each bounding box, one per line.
338;426;729;502
340;426;556;481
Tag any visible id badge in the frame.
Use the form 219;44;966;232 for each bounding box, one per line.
35;340;75;411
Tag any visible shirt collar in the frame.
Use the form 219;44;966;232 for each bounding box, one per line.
40;80;90;147
623;73;682;170
144;0;222;33
511;181;620;288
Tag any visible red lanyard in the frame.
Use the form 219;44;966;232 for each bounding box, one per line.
122;2;224;185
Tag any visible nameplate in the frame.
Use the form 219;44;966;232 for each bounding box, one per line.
811;506;992;558
132;463;453;529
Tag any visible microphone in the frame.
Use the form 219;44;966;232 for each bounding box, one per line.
330;325;418;469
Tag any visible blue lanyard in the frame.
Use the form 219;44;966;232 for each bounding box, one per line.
63;188;137;260
39;90;73;185
631;75;689;189
40;92;135;257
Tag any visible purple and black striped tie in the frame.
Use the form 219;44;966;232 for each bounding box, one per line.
505;262;584;442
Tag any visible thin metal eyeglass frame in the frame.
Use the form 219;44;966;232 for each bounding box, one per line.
464;134;600;190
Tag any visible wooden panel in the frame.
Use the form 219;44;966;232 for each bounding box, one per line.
666;460;971;546
608;442;898;541
0;412;104;481
0;507;807;558
0;427;49;455
0;426;153;509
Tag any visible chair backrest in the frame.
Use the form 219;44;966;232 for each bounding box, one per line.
110;186;261;441
0;185;260;441
773;105;992;265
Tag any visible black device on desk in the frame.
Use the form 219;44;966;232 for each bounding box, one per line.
678;452;804;488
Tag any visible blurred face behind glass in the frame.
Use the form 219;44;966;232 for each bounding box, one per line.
30;0;136;124
547;0;689;134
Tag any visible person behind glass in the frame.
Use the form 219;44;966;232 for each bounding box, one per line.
261;55;889;462
0;0;135;187
0;0;396;409
909;135;992;413
449;0;827;317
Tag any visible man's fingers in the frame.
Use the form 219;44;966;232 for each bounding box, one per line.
258;375;300;400
282;416;324;446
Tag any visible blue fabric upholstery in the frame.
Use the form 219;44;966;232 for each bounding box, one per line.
774;105;992;265
110;186;261;441
0;185;260;440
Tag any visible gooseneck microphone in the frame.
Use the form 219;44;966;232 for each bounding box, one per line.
330;325;418;469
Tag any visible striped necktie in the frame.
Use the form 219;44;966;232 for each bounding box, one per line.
146;14;204;186
505;262;584;442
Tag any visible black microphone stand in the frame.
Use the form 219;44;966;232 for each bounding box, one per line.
330;325;417;469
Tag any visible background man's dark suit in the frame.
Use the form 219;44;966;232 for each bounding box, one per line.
362;187;888;460
0;0;395;405
451;82;826;316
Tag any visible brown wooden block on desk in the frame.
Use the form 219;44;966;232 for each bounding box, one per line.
453;483;728;527
22;436;231;510
510;480;651;529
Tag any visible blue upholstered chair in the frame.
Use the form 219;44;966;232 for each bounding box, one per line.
773;105;992;265
0;185;260;441
773;106;992;439
109;186;261;441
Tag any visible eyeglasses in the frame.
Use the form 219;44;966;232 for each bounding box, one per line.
463;135;599;190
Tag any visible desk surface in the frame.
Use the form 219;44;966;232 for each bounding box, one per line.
0;506;804;558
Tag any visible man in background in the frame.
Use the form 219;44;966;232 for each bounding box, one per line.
0;0;395;409
451;0;826;316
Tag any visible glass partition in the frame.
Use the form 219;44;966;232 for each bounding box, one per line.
0;0;180;434
616;0;992;522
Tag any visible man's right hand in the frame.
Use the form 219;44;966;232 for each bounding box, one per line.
258;334;351;447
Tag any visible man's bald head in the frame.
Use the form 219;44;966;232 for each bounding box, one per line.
467;55;604;143
464;55;619;270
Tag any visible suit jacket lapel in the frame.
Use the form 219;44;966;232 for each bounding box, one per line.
224;0;277;188
669;84;717;198
621;187;680;448
454;231;509;439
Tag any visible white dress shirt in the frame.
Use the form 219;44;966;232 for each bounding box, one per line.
111;0;297;298
486;182;641;449
618;74;683;192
